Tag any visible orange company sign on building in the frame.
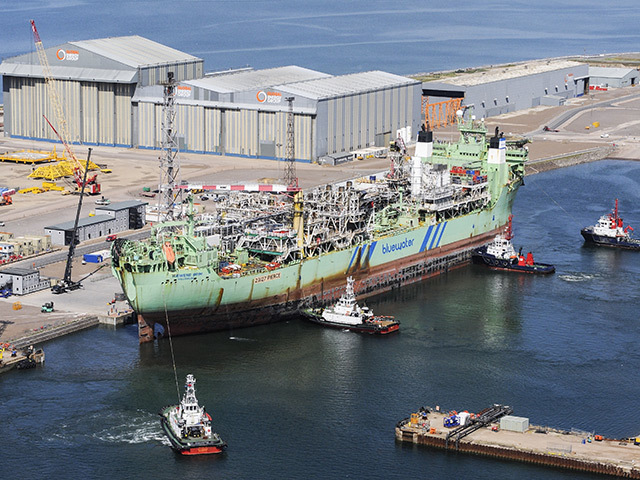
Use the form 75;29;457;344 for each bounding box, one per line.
256;90;282;104
176;86;192;98
56;49;79;61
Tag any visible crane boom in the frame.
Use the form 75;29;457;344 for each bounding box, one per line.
30;20;100;194
51;148;93;294
30;20;74;161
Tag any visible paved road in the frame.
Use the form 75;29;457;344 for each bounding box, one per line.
525;92;640;136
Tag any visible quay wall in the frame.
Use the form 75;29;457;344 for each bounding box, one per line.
396;423;640;478
525;145;618;176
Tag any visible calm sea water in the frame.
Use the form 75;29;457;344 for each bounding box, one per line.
2;1;640;76
2;159;639;479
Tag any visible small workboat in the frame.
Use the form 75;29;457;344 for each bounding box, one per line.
581;199;640;250
472;216;555;274
159;374;226;455
300;276;399;334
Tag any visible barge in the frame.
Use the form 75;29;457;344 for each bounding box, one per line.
396;406;640;477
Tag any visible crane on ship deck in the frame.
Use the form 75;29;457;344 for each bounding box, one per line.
29;19;101;195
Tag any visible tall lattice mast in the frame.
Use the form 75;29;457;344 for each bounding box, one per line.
158;71;182;221
283;96;298;189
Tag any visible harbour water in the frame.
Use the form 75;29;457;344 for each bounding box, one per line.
2;159;639;479
2;1;640;78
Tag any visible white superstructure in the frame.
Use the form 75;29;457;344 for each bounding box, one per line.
321;276;373;326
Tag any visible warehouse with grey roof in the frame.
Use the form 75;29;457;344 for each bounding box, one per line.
1;35;421;162
422;59;590;119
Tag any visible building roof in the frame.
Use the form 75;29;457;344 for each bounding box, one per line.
185;66;330;93
70;35;201;68
431;59;584;87
0;35;201;82
0;63;136;83
95;200;147;212
589;66;638;79
279;70;419;100
0;267;38;276
44;214;113;232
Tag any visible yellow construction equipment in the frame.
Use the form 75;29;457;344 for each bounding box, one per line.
42;182;66;192
18;187;47;194
0;147;65;164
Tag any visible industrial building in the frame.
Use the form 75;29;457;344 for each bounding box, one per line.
44;200;146;246
589;66;639;89
0;267;50;295
422;60;590;120
0;36;421;162
95;200;146;230
1;35;203;147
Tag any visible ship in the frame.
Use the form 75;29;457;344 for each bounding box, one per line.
300;276;399;334
159;374;226;455
472;215;555;274
111;116;528;342
581;199;640;250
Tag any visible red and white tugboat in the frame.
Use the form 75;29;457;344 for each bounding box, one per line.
472;216;555;274
301;276;400;334
581;199;640;250
159;374;226;455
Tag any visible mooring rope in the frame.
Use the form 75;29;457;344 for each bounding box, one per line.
163;293;181;403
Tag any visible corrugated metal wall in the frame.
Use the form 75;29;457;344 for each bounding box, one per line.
176;104;205;152
7;77;82;143
133;101;313;160
321;85;414;156
137;102;157;148
114;84;132;146
5;71;412;162
6;76;134;146
81;82;99;143
224;109;258;156
204;107;222;153
141;61;203;87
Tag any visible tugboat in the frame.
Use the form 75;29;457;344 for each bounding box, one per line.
581;199;640;250
300;276;400;334
472;216;555;274
159;374;227;455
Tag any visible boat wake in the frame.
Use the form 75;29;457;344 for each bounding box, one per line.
229;336;256;342
558;272;597;283
92;410;169;445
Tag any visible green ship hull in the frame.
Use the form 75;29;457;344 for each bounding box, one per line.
111;120;526;342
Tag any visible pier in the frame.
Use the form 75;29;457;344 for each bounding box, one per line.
396;406;640;478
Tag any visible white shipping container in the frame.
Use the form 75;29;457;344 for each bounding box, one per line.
500;415;529;433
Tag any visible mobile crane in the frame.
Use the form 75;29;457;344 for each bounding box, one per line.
51;149;92;294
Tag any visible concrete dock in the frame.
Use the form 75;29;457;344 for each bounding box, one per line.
396;406;640;478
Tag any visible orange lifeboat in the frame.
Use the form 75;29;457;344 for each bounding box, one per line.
162;242;176;264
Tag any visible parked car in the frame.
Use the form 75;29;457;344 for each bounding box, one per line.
106;234;117;242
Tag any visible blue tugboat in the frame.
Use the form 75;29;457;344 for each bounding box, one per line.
581;199;640;250
472;216;555;274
